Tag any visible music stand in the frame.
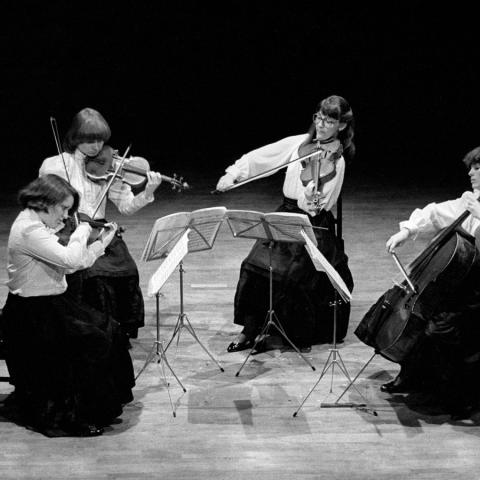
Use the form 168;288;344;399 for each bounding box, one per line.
225;210;319;376
293;232;377;416
330;251;417;409
136;258;187;416
142;207;226;373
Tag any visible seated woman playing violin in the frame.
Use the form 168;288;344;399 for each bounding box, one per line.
39;107;163;341
379;146;480;419
1;174;134;437
216;95;355;352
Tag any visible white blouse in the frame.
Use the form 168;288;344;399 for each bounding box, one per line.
400;192;480;239
225;134;345;214
6;209;105;297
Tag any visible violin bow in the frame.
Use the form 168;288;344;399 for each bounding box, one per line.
91;144;132;219
49;117;79;226
211;140;337;194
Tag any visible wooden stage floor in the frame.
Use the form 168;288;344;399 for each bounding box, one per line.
1;171;479;479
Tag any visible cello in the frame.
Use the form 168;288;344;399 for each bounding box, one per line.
355;208;478;363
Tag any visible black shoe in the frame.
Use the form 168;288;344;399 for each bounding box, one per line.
227;339;254;353
74;424;104;437
380;377;415;393
450;404;474;421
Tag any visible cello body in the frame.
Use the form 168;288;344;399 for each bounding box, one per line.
355;228;477;363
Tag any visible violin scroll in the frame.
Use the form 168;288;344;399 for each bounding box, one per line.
165;173;190;192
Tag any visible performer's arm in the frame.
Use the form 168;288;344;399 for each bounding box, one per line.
387;196;466;253
19;221;107;271
399;198;465;239
216;135;308;191
108;173;161;215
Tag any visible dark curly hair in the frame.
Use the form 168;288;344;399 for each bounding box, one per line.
18;174;79;214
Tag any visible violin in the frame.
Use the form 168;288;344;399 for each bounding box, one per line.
56;213;122;247
298;138;343;212
299;138;343;186
85;145;190;191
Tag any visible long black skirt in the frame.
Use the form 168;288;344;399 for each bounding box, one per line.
66;232;145;339
1;291;135;437
233;197;354;347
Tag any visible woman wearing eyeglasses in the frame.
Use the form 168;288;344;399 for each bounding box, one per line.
216;95;355;353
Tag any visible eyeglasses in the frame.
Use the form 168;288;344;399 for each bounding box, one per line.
312;113;338;128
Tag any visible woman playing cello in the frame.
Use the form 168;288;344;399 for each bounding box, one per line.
379;146;480;419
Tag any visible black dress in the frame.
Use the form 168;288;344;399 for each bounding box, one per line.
1;290;135;437
233;197;354;348
59;219;145;339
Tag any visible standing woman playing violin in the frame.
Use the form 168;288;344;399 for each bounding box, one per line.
378;146;480;419
216;95;355;352
39;107;163;341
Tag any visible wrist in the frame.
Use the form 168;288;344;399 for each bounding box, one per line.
225;166;240;181
143;188;155;201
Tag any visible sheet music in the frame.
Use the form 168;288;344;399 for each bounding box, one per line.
187;207;227;252
301;230;352;302
142;207;226;261
147;229;190;296
225;210;270;240
266;212;317;245
141;211;190;262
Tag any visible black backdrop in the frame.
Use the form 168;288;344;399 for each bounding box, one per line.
2;2;480;193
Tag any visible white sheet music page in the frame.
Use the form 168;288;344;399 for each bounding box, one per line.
301;230;352;302
225;210;270;240
266;212;317;245
187;207;227;252
147;229;190;296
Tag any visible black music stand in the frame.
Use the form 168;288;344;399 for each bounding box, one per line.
292;233;377;416
225;210;319;376
142;207;226;374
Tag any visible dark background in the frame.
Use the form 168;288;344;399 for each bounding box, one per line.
2;2;479;193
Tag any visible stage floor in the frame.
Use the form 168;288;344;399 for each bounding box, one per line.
1;171;479;480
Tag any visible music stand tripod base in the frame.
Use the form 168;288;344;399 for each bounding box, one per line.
136;293;187;417
164;261;225;373
235;242;316;376
325;349;379;416
293;293;377;417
